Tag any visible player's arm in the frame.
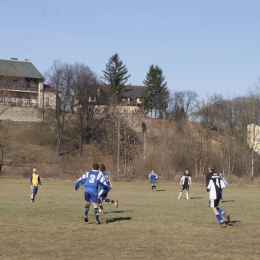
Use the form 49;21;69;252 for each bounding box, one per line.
74;172;87;190
206;174;210;191
109;179;113;189
108;171;113;189
38;176;42;186
29;174;33;186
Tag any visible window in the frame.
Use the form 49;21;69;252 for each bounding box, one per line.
88;97;96;102
137;98;142;104
27;80;30;87
257;138;260;144
46;97;50;106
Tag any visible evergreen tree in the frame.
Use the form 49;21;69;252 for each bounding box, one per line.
101;53;131;104
142;65;170;117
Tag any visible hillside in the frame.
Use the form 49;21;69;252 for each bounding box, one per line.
1;118;260;184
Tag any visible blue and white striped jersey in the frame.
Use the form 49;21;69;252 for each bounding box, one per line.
220;176;228;187
99;171;110;191
149;173;158;181
74;170;110;195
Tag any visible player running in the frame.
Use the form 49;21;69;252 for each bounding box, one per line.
149;169;158;191
178;169;192;199
206;164;230;228
98;164;118;213
29;167;42;203
74;163;110;224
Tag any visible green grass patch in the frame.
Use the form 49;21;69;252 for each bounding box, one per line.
0;180;259;259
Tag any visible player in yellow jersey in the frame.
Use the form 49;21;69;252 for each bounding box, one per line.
29;167;42;203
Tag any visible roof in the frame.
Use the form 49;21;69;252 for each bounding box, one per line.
124;85;145;105
125;85;144;98
43;84;55;91
0;59;44;79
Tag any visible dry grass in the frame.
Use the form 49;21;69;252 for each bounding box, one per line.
0;180;260;260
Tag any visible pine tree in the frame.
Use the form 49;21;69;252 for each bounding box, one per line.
142;65;170;117
101;53;131;104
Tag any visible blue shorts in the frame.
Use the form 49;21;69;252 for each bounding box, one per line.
84;192;99;203
30;186;38;194
150;180;156;185
98;189;109;198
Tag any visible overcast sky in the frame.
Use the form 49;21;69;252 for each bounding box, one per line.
1;0;260;99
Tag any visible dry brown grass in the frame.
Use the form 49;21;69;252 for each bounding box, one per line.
0;180;259;260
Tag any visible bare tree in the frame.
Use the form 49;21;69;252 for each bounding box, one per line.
121;117;140;176
168;90;198;120
45;60;74;156
73;63;108;155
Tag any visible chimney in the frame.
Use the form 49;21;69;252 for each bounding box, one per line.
10;58;18;61
24;59;29;62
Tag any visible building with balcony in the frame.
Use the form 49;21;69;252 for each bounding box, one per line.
0;58;57;109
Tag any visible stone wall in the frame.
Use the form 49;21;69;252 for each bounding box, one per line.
0;106;43;122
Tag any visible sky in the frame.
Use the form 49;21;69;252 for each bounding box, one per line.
1;0;260;100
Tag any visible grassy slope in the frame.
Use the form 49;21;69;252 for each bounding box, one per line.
0;180;259;260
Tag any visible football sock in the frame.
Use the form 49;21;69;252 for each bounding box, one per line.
216;214;224;224
105;198;114;203
98;199;103;210
85;204;90;216
179;192;182;197
217;207;226;216
94;208;99;221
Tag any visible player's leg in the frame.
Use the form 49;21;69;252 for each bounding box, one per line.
98;190;105;212
151;181;154;191
90;194;101;224
186;186;189;199
217;207;230;223
92;202;101;224
178;187;184;199
30;186;34;202
210;200;226;227
31;186;38;202
103;193;118;208
84;192;91;222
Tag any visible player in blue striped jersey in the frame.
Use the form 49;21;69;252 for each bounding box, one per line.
74;163;110;224
149;169;158;191
206;164;230;228
98;164;118;213
219;171;227;201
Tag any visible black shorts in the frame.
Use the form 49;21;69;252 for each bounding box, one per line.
209;199;220;208
181;185;189;190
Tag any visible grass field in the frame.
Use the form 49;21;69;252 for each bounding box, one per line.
0;179;259;260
